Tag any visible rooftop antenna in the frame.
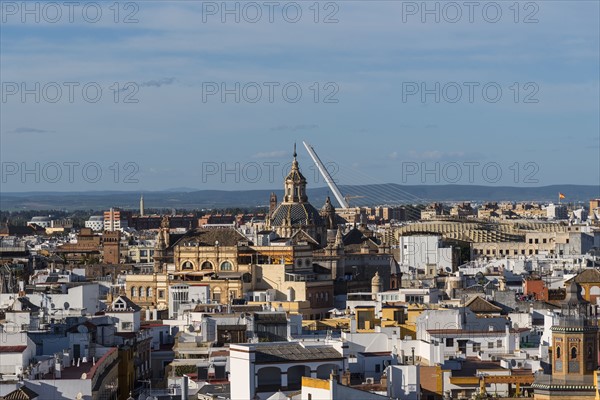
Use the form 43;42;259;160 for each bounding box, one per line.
303;141;349;209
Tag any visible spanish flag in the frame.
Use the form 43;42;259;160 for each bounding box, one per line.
559;193;566;199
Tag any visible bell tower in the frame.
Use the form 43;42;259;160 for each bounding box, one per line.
269;192;277;217
533;281;599;400
551;281;598;378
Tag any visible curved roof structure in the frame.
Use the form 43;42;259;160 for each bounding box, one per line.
271;202;323;227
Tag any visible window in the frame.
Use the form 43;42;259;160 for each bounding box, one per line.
375;364;381;373
182;261;194;270
131;287;136;297
497;340;502;347
571;347;577;359
201;261;212;270
473;343;481;352
138;287;143;297
122;322;132;330
220;261;233;271
158;290;165;299
147;287;153;298
446;338;454;347
488;342;494;349
213;288;221;303
556;346;561;359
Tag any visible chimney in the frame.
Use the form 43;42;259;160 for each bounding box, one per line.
330;368;339;383
54;358;62;379
341;369;351;386
380;371;388;387
181;375;189;400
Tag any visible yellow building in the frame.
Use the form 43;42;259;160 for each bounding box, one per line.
125;272;169;311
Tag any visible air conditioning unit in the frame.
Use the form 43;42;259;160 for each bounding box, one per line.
365;378;375;384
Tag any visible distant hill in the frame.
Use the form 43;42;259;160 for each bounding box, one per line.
1;184;597;211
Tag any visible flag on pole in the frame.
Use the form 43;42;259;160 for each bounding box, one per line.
559;193;566;199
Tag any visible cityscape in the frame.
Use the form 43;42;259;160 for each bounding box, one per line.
0;145;599;399
1;1;600;400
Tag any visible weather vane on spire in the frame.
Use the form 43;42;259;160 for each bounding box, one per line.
293;142;297;158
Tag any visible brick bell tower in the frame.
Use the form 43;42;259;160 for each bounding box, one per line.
533;281;599;400
102;230;121;264
550;281;598;379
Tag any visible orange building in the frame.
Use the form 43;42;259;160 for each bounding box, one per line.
524;278;548;301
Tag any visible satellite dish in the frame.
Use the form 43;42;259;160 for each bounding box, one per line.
50;303;55;309
77;391;84;398
80;373;87;379
188;325;195;332
64;302;70;309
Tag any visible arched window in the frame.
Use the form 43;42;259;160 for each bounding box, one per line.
556;346;561;359
147;287;153;298
571;346;577;359
182;261;194;270
131;287;136;297
201;261;213;270
138;287;143;298
220;261;233;271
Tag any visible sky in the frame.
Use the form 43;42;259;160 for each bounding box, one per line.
1;0;599;193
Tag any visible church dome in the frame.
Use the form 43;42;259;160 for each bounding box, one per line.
271;203;323;227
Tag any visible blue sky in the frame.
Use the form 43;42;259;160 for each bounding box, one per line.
1;0;599;192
